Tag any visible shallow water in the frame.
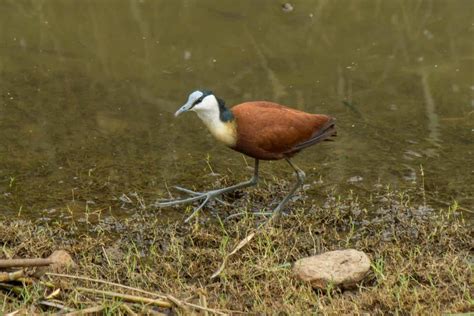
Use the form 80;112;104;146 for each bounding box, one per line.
0;0;472;219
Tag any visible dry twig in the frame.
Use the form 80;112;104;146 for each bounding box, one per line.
0;258;52;268
38;300;75;313
62;305;104;316
120;303;137;316
0;270;24;282
75;287;172;308
46;272;168;300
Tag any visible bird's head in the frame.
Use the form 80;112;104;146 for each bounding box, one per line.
175;90;218;117
173;90;236;146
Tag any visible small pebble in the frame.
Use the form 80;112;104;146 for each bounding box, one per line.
282;3;294;12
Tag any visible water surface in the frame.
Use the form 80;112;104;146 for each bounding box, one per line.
1;0;472;219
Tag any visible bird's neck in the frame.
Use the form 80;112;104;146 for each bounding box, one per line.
195;101;237;147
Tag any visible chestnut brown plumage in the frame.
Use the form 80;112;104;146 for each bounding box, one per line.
159;90;336;222
231;102;335;160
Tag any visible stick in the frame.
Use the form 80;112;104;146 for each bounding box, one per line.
187;298;226;315
48;273;231;315
120;303;137;316
0;270;24;282
166;294;228;316
211;232;256;279
76;287;172;308
199;291;209;316
139;306;167;316
46;272;168;300
0;258;53;268
166;294;190;313
211;214;278;279
45;288;61;300
62;305;105;316
38;300;75;313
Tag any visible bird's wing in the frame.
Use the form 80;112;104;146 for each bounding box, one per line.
232;102;332;154
256;116;317;153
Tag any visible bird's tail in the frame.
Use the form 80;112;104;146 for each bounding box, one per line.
293;117;337;151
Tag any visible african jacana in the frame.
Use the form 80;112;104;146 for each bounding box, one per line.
158;90;336;222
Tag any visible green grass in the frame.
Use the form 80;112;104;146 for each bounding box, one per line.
0;185;472;314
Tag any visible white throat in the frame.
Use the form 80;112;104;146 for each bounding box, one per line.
193;99;236;147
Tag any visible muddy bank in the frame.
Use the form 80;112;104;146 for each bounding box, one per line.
0;186;472;314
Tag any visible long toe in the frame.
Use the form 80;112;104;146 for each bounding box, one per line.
173;186;203;195
184;195;212;223
156;194;208;207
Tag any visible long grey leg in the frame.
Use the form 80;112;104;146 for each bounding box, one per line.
272;158;305;217
157;159;260;222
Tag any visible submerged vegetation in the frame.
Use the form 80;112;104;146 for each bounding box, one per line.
0;182;472;314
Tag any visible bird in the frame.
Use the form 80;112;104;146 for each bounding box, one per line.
158;90;336;222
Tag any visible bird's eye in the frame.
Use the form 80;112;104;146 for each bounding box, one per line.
193;96;204;106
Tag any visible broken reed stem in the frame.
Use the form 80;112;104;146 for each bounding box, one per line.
48;273;230;315
140;306;168;316
0;270;24;282
38;300;75;313
62;305;105;316
167;294;229;315
211;215;277;279
166;294;191;313
120;303;138;316
199;292;209;316
179;298;229;315
46;272;168;300
76;287;172;308
0;258;52;268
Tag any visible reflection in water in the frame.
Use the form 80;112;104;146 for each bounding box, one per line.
420;69;441;148
0;0;472;218
246;27;288;101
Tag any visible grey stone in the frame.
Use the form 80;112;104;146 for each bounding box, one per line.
293;249;371;289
